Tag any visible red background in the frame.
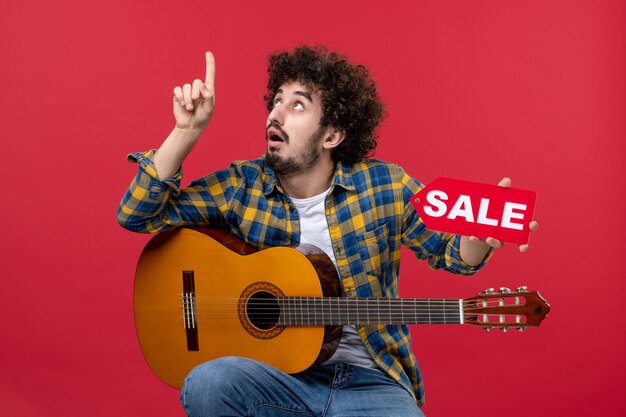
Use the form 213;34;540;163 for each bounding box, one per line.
1;1;624;416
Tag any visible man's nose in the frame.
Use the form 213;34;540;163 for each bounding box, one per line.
268;105;285;126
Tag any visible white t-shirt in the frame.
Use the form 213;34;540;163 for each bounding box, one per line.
290;188;379;370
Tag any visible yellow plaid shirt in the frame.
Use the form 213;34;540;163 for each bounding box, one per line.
117;150;491;406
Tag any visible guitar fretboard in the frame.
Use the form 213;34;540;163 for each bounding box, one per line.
276;297;463;326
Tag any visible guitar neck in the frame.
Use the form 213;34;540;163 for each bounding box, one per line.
276;297;463;326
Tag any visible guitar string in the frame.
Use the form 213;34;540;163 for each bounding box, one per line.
188;303;508;308
178;299;522;322
174;313;521;325
179;298;524;321
181;299;516;310
189;295;518;301
173;299;525;325
179;307;514;316
189;297;514;306
180;310;520;316
184;301;516;311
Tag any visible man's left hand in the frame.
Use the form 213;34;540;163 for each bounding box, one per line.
459;177;539;266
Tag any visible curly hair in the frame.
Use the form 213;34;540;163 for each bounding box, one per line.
264;45;385;164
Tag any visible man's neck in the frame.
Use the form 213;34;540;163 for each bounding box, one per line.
278;158;336;199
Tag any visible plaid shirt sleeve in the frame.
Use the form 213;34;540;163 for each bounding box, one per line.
116;150;241;233
398;168;493;274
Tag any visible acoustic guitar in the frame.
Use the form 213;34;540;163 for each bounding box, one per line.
133;228;550;388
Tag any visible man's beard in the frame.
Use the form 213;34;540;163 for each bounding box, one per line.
265;126;326;176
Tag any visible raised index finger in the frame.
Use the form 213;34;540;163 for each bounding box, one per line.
205;51;215;89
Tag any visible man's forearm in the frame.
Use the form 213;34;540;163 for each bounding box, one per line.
154;127;204;179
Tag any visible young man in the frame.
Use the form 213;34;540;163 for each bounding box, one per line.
118;46;537;417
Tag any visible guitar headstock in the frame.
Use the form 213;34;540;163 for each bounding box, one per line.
463;286;550;332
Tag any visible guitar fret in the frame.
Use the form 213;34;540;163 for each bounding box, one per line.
300;297;303;326
437;300;444;323
284;297;288;326
459;299;464;325
340;297;345;325
328;297;332;326
428;299;431;324
317;297;321;326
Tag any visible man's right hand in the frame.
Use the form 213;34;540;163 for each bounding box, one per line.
153;52;216;179
173;52;216;131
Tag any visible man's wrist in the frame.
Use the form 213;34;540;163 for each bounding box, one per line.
172;125;205;140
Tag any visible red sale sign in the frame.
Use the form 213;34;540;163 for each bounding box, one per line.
411;178;537;245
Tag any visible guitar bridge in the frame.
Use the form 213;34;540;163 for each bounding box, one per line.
182;271;199;351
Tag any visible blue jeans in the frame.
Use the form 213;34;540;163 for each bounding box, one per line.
180;356;425;417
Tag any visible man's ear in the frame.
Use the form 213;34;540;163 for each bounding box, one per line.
323;127;346;150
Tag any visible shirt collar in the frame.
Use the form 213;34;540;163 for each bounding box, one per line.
262;159;356;197
262;163;280;196
332;160;355;191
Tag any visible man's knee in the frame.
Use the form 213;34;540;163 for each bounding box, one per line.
181;356;257;415
183;356;257;392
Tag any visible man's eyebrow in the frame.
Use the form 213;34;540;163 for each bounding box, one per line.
294;91;313;103
275;88;313;103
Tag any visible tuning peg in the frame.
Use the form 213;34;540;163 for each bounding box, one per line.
501;327;509;332
481;288;494;295
516;327;526;332
499;287;511;294
482;326;494;332
515;286;528;292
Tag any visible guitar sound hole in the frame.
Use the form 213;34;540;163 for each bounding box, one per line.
247;291;280;330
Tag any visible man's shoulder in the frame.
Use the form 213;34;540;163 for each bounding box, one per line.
344;159;422;195
349;158;409;179
229;157;265;170
220;157;268;178
200;157;268;186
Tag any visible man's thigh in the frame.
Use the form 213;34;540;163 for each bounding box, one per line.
180;357;330;417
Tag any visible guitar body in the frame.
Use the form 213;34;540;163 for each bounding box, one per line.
134;228;342;388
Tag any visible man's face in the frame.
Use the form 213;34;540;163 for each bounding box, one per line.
265;82;328;175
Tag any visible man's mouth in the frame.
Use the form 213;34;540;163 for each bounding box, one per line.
266;126;288;147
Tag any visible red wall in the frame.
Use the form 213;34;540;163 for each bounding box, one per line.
1;1;624;416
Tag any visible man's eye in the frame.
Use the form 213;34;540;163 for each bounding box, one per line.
294;102;304;110
273;99;282;107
